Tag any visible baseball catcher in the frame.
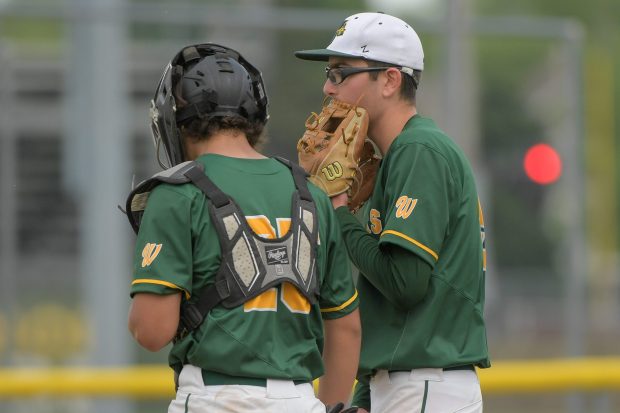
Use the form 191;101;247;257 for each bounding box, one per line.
297;98;381;213
126;42;362;412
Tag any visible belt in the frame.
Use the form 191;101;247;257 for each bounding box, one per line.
389;364;475;374
444;365;475;372
201;370;308;387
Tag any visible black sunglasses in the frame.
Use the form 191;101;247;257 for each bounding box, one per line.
325;66;394;85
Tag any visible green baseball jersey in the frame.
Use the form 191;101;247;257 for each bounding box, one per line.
357;115;490;376
130;154;358;381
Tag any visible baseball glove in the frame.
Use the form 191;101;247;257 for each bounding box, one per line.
297;98;380;213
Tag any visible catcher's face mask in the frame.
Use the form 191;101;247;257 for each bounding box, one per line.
150;43;269;169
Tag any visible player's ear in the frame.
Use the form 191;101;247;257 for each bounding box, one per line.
381;68;402;99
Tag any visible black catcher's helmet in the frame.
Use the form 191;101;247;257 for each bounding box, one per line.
149;43;269;168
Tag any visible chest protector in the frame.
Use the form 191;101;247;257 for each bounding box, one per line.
126;157;320;340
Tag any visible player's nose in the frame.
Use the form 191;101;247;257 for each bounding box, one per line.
323;79;337;97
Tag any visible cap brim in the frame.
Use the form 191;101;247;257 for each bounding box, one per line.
294;49;358;62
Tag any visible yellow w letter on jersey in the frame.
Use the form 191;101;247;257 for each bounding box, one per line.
395;196;417;219
141;243;162;267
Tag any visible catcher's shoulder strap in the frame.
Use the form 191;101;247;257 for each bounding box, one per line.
176;157;320;340
273;156;313;201
125;161;203;234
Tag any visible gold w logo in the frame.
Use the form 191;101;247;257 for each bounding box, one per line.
321;162;343;181
335;20;347;36
395;196;418;219
141;243;162;268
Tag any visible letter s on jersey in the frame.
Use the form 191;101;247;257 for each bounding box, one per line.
369;209;382;234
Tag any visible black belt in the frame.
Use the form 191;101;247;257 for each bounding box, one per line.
444;365;475;372
389;364;475;374
202;370;309;387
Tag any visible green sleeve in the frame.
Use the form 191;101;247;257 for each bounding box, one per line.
130;185;194;298
351;379;371;410
335;207;432;310
379;145;453;266
316;193;359;319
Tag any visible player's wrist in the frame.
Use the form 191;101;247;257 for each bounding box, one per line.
330;192;349;209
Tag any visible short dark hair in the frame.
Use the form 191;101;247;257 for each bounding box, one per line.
178;115;266;147
366;60;421;104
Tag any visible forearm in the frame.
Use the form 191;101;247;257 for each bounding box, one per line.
319;310;361;406
128;292;181;351
334;207;431;309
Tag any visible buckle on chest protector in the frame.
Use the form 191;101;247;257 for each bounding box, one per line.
175;278;231;341
178;304;203;339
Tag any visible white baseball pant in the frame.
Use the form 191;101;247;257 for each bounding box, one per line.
168;364;325;413
369;368;482;413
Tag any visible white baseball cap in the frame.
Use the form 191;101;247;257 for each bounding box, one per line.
295;12;424;72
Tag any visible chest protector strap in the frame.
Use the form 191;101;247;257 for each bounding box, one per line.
126;161;202;234
176;157;320;340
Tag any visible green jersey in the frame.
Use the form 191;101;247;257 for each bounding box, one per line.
357;115;490;375
130;154;358;381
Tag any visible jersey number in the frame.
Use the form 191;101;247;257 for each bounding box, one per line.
243;216;311;314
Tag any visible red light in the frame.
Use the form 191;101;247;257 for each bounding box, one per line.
523;143;562;185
